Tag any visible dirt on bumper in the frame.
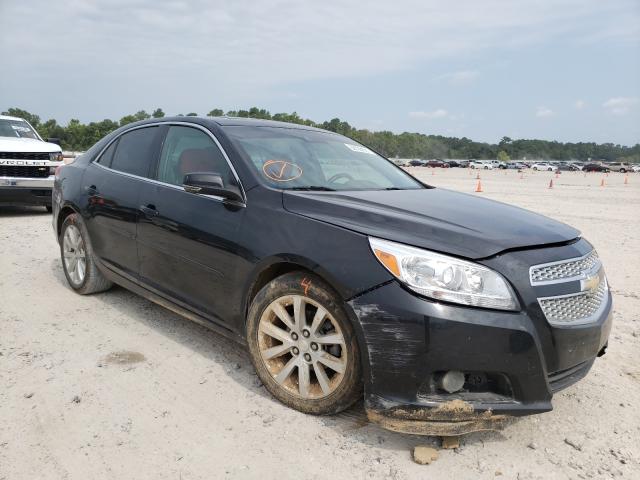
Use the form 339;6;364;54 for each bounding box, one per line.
366;399;510;436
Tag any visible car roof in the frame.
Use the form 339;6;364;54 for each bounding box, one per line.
0;114;27;121
129;116;331;133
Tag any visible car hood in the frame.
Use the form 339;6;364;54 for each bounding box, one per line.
283;188;580;259
0;136;61;153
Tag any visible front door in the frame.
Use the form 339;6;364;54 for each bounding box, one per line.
136;124;246;323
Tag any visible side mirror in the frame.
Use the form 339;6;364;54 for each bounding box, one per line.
183;172;243;203
47;138;61;146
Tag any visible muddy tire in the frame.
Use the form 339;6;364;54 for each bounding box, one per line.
246;271;362;415
60;213;113;295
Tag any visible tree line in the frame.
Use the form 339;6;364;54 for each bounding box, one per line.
3;107;639;163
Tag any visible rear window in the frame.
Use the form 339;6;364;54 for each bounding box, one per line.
110;127;158;177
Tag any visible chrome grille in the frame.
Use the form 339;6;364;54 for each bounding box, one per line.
530;250;600;284
538;278;607;326
0;152;50;160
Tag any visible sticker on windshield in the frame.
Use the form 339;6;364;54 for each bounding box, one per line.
262;159;303;182
344;143;374;154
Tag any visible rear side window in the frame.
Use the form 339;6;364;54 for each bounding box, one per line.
156;126;235;187
110;127;158;177
96;139;118;167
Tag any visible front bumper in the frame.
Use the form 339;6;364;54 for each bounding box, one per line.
348;244;612;436
0;176;55;206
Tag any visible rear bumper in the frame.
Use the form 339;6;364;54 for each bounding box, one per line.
0;176;54;206
348;279;612;435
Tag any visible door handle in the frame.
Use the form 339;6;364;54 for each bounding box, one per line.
140;204;159;217
85;185;98;195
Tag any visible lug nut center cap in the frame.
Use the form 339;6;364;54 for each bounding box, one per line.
299;339;310;352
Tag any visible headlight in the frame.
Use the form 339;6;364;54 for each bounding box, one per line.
369;237;518;311
50;152;64;162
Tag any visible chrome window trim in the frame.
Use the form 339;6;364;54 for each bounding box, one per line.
92;121;247;205
529;250;601;286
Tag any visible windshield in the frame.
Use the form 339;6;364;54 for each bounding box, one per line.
0;119;39;139
224;126;423;191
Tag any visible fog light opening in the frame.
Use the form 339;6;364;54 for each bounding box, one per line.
438;370;466;393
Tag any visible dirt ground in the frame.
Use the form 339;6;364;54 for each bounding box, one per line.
1;168;639;479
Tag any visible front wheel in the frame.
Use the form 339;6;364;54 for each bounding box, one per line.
246;272;362;415
620;169;626;173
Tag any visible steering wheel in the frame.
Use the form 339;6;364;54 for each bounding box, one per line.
328;173;354;184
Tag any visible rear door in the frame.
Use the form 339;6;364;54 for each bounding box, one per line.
136;124;246;323
83;125;162;278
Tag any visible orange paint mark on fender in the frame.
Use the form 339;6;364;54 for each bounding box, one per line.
301;277;312;295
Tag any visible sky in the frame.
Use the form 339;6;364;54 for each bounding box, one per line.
1;0;639;146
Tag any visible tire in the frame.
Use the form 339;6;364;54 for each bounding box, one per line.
246;271;362;415
484;166;489;170
60;213;113;295
620;169;626;173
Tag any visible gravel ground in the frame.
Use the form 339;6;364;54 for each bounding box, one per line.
1;168;639;479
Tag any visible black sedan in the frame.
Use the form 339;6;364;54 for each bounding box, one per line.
583;163;610;172
52;117;612;435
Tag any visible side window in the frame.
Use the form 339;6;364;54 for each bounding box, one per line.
156;126;235;187
96;139;118;167
110;127;158;177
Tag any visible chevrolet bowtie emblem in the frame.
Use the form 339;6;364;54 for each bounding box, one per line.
581;268;603;293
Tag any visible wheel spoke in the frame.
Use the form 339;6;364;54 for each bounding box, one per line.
318;352;345;374
67;257;77;273
293;296;305;330
275;357;298;384
270;301;295;331
309;306;327;334
313;362;332;395
261;342;292;360
77;259;86;281
314;332;344;346
298;362;311;397
259;322;291;344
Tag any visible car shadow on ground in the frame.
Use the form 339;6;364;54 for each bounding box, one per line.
0;205;50;218
48;256;511;453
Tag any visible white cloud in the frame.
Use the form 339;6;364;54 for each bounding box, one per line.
438;70;480;86
409;109;449;119
602;97;638;115
536;106;555;118
575;100;586;109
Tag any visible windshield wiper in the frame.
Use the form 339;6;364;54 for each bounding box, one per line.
383;187;403;190
287;186;337;191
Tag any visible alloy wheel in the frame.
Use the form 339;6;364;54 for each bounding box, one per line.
257;295;347;399
63;224;87;285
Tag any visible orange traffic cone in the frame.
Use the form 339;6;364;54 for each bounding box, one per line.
600;177;605;187
475;180;483;192
548;179;553;189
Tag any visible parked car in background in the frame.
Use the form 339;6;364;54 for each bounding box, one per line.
556;163;580;171
531;162;557;172
52;116;612;436
607;162;631;173
426;159;449;168
446;160;463;168
506;162;525;169
407;159;425;167
583;163;610;173
0;114;64;211
631;165;640;173
469;160;494;169
490;160;507;169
